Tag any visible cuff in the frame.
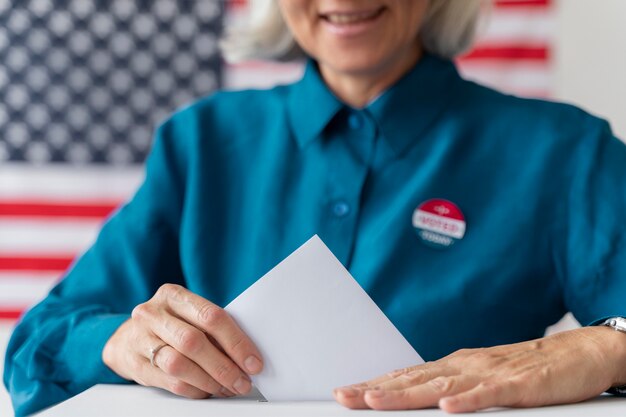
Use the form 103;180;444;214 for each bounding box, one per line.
62;313;131;385
586;317;612;326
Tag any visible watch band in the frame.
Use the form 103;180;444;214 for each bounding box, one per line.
602;317;626;395
603;317;626;333
608;386;626;396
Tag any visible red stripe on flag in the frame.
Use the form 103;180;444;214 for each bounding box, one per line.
0;309;24;320
461;46;549;62
0;256;74;272
0;200;119;219
228;0;246;10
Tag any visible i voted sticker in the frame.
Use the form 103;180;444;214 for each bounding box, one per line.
412;199;466;249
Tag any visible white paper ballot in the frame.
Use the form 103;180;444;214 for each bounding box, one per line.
225;235;423;401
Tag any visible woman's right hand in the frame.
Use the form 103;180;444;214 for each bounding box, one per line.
102;284;264;399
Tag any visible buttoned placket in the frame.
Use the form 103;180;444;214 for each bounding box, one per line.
318;109;378;267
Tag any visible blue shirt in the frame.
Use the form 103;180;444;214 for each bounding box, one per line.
5;54;626;416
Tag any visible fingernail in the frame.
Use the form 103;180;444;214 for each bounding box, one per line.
366;390;387;399
244;355;262;374
233;376;251;395
439;397;462;411
220;387;234;397
336;388;359;398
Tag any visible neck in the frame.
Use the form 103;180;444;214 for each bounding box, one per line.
318;43;423;108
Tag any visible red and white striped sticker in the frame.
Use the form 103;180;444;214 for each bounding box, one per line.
412;199;466;248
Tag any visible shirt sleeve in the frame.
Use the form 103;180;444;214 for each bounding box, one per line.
3;117;188;417
557;118;626;326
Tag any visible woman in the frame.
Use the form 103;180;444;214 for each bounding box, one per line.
4;0;626;415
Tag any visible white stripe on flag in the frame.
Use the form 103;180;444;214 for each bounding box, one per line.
0;219;102;254
224;62;305;90
459;62;552;96
0;274;59;306
0;164;144;200
478;8;555;44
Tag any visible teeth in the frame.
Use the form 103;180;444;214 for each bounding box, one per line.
325;10;380;24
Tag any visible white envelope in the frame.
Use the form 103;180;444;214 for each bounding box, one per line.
225;235;423;401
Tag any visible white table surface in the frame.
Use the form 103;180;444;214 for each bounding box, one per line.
35;384;626;417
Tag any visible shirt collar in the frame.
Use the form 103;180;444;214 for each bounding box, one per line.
287;54;461;156
287;60;344;149
367;53;460;157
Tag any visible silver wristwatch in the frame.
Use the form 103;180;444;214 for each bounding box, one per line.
604;317;626;333
602;317;626;396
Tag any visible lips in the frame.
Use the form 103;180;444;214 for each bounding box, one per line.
320;7;385;25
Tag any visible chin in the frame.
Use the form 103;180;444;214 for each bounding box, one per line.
320;52;390;76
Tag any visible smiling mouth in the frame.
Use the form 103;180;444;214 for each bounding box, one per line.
320;7;386;25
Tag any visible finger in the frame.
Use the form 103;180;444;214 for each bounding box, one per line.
333;386;375;410
342;362;439;390
133;356;211;400
363;375;478;410
374;366;456;391
134;302;253;395
152;344;232;397
334;363;442;409
158;284;264;375
439;381;521;413
137;332;235;398
158;314;253;395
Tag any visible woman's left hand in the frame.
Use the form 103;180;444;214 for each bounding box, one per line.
334;326;626;413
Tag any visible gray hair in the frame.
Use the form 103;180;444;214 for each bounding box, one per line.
220;0;485;63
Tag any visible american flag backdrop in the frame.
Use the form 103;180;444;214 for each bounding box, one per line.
0;0;555;322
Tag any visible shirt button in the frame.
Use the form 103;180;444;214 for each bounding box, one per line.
348;113;363;130
332;201;350;218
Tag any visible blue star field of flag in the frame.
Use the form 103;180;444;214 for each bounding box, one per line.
0;0;223;165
